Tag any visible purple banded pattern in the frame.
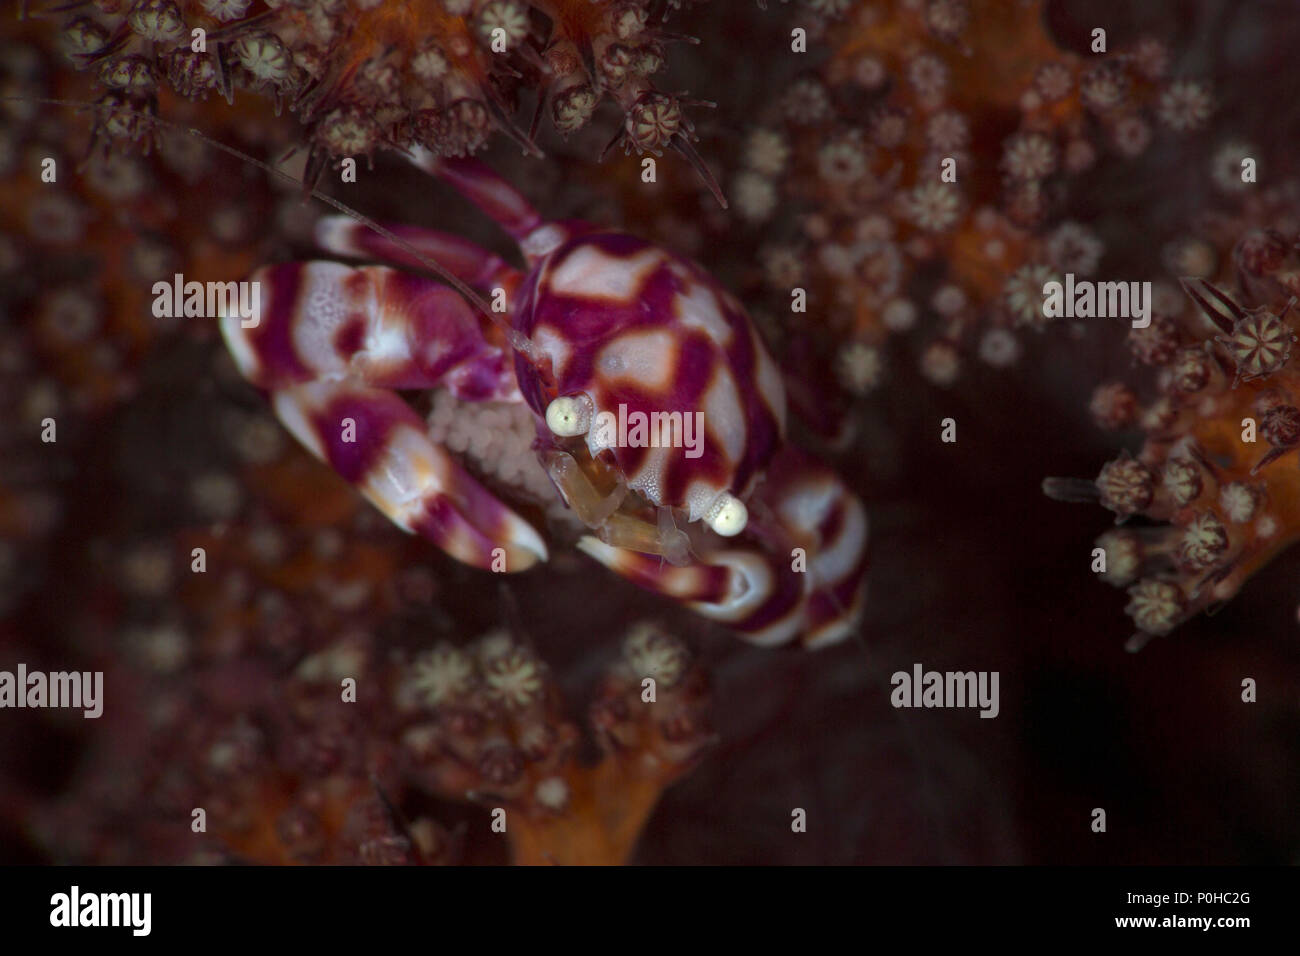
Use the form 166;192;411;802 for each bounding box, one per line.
221;150;870;646
219;259;544;572
220;262;518;401
272;381;546;571
512;231;787;523
576;537;810;646
577;446;869;648
761;447;870;648
314;217;521;293
410;150;544;245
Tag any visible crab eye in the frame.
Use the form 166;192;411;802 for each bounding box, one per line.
545;394;593;437
704;492;748;537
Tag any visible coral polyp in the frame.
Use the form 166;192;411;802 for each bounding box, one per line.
1047;188;1300;649
30;0;725;195
736;0;1212;394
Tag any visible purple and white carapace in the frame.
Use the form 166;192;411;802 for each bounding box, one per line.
220;151;868;648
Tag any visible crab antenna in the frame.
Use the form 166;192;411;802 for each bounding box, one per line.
399;147;552;361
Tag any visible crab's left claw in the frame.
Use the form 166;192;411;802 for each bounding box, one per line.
578;447;868;648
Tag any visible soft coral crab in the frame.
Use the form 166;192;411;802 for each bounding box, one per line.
220;152;869;647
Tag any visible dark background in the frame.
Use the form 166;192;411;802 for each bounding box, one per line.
2;0;1299;864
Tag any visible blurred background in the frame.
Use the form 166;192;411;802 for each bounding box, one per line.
1;0;1298;864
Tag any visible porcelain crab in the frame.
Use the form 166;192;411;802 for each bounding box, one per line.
220;151;869;647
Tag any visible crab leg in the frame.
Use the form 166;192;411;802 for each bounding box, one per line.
220;261;547;571
408;148;543;240
577;448;869;648
314;216;522;295
408;148;573;265
760;447;871;648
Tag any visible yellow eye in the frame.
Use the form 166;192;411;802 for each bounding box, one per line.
704;493;748;537
545;394;592;437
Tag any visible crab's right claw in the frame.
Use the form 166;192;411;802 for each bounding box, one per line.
272;381;548;572
577;447;869;648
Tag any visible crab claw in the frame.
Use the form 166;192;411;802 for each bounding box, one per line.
576;536;806;645
274;381;547;572
577;448;869;648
